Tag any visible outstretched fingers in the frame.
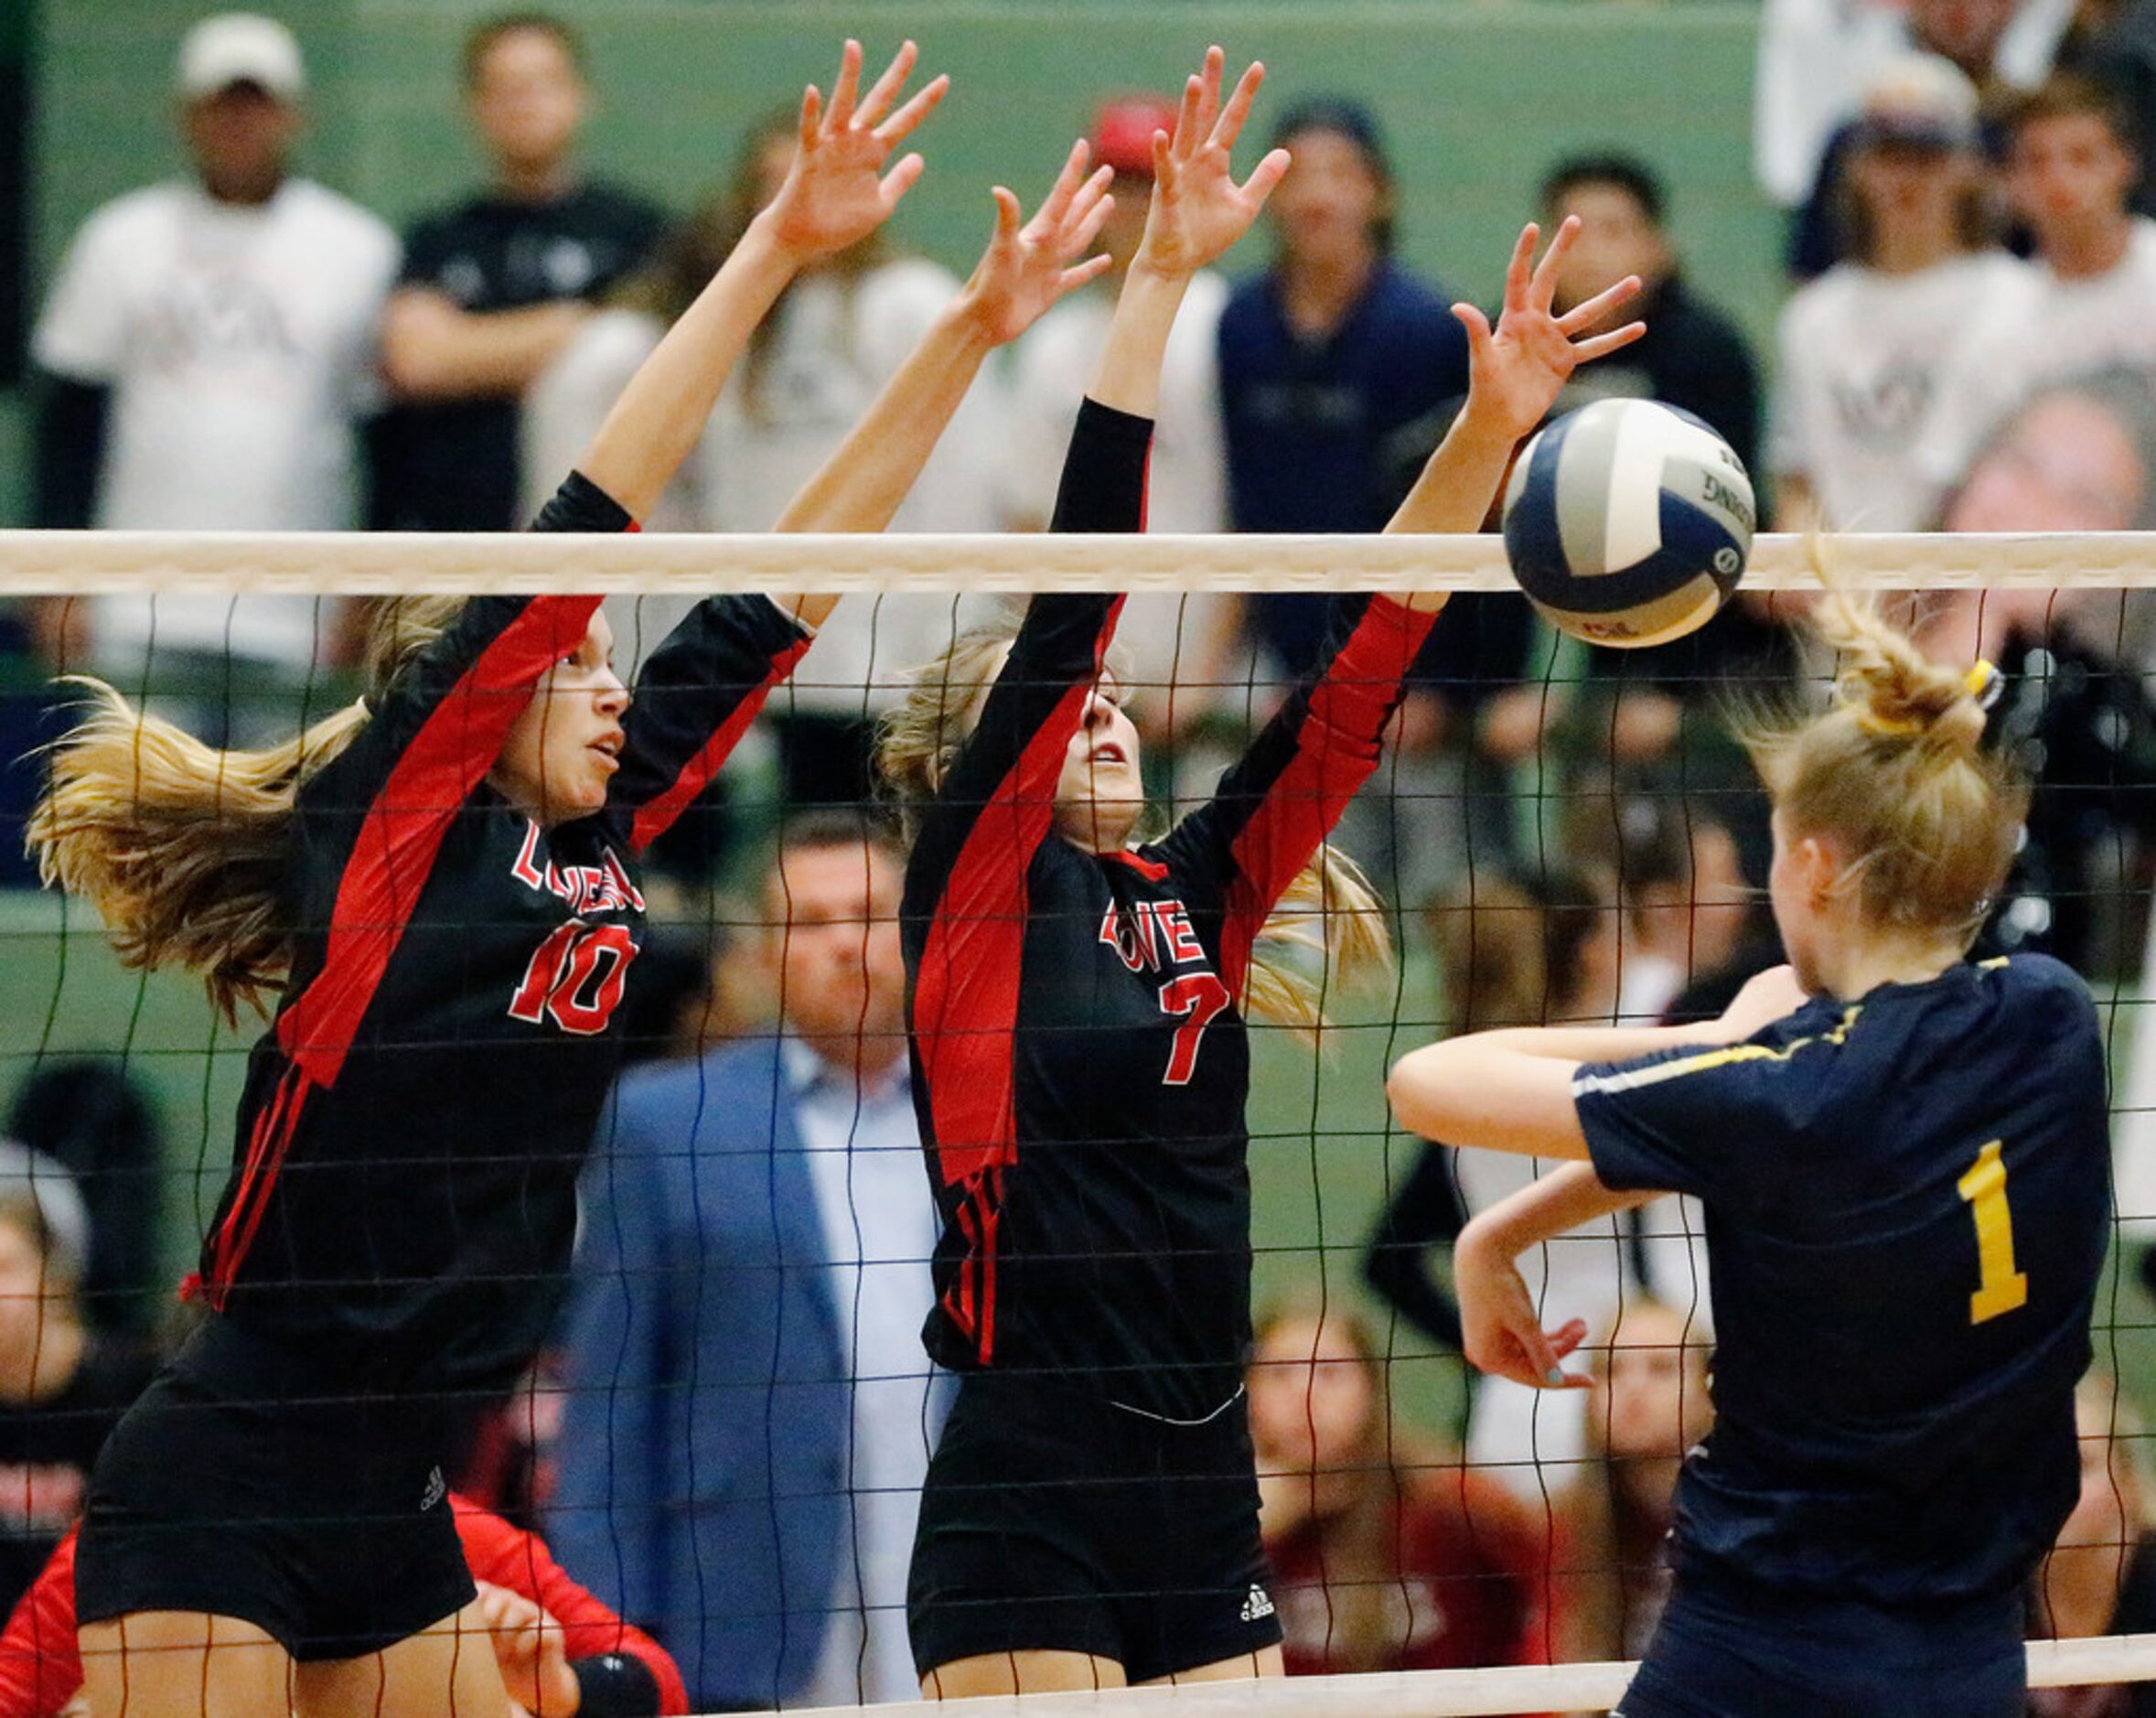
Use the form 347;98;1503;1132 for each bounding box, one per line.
877;152;928;213
825;38;863;133
1058;252;1117;295
853;38;917;131
1557;272;1641;337
1571;320;1648;362
1238;145;1292;210
876;73;949;145
1024;140;1093;239
1501;222;1539;317
1213;57;1266;152
1528;212;1581;310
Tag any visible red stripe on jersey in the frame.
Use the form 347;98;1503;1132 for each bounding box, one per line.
205;1064;313;1307
627;633;811;854
1104;849;1170;883
276;598;602;1088
1219;596;1434;996
916;600;1122;1362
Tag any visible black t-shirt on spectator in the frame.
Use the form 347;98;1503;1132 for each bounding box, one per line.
0;1337;155;1615
373;183;667;533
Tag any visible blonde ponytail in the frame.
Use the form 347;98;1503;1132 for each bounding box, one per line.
1743;543;2027;943
27;597;466;1021
875;619;1394;1036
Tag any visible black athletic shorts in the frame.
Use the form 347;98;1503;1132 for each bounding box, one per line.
907;1370;1282;1683
1614;1565;2026;1718
75;1315;475;1663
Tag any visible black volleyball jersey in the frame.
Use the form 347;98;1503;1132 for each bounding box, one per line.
194;472;810;1391
903;399;1435;1422
1576;954;2110;1605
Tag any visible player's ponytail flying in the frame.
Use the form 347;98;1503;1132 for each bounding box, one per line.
1743;543;2028;946
28;596;463;1020
874;618;1393;1036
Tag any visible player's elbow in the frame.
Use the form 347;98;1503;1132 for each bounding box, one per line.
1386;1045;1455;1141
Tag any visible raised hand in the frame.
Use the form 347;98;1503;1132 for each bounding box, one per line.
1456;1228;1593;1391
1132;46;1293;280
759;39;949;264
1454;216;1646;443
955;141;1118;347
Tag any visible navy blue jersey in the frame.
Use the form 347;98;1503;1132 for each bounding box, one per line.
1575;954;2110;1605
903;399;1435;1422
196;473;810;1391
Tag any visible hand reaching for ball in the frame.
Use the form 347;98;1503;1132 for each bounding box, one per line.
1455;216;1646;444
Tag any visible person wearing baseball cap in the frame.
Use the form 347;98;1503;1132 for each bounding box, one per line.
173;13;306;207
29;11;397;687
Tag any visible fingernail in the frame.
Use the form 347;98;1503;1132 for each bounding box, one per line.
1546;1368;1567;1387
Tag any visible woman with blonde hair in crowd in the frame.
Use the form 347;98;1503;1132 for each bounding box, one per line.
1248;1301;1546;1675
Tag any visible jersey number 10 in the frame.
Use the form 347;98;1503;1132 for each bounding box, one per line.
1958;1140;2030;1326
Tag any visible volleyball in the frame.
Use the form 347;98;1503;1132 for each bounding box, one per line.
1500;398;1756;649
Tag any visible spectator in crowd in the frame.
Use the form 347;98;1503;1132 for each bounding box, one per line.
0;1177;156;1619
1366;864;1710;1500
2026;1374;2156;1715
1541;153;1761;476
552;815;941;1711
1548;1299;1714;1664
376;12;666;534
1928;368;2156;977
523;108;1004;811
1003;95;1241;783
1217;98;1478;898
1250;1303;1548;1675
0;1497;690;1717
1772;55;2027;532
1217;96;1470;672
5;1063;164;1348
1768;0;2075;274
1921;72;2156;491
28;13;394;716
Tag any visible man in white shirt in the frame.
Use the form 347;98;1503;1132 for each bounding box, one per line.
31;14;397;692
1922;73;2156;495
554;815;944;1710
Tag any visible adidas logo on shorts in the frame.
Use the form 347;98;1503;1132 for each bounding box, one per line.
419;1466;446;1512
1239;1584;1275;1623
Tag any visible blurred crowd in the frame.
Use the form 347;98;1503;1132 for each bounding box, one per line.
9;5;2156;1712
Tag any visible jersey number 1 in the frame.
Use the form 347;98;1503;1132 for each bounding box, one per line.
1957;1139;2029;1326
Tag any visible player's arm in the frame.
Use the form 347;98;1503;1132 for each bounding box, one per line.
575;40;948;530
767;135;1118;617
1383;217;1646;608
1455;1162;1660;1390
380;288;593;402
1388;965;1809;1157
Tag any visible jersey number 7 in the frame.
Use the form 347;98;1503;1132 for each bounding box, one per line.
1158;973;1232;1086
1958;1140;2029;1326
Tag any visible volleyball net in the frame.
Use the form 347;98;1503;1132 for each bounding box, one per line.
2;531;2155;1716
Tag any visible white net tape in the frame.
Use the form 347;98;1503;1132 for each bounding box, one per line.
3;529;2155;592
777;1636;2156;1717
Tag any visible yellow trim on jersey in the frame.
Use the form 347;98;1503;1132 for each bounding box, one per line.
1571;1005;1863;1100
